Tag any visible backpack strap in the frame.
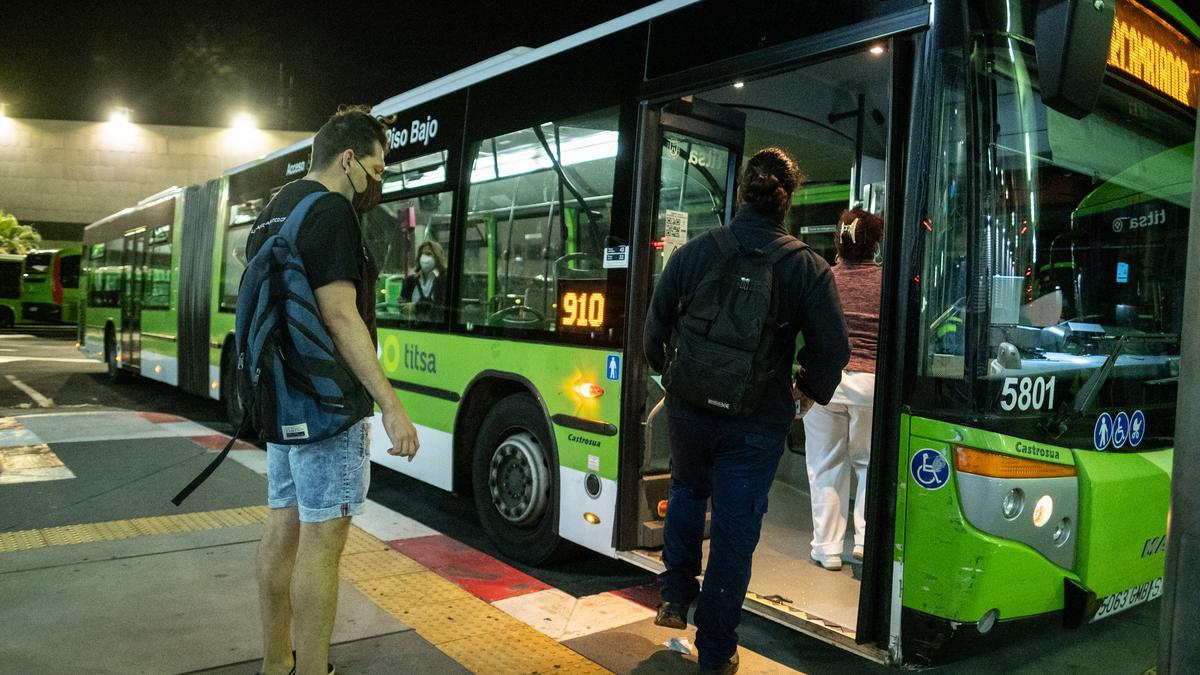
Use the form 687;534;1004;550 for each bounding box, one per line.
763;234;809;263
278;191;333;244
762;235;810;334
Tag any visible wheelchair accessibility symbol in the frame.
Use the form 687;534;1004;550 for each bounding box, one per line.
911;448;950;490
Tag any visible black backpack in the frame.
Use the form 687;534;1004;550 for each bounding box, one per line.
662;227;807;417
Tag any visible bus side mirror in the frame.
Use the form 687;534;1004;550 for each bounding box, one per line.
1035;0;1116;118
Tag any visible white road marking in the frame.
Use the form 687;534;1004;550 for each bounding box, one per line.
492;589;655;641
0;356;97;364
0;334;35;339
5;375;54;408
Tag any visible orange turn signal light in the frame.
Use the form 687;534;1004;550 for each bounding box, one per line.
657;499;668;518
953;445;1076;479
575;382;604;398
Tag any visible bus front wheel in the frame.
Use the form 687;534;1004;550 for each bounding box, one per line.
472;393;563;565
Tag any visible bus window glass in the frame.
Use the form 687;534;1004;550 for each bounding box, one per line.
24;252;52;280
458;108;619;336
60;254;82;290
362;190;454;327
969;38;1188;447
144;226;171;310
220;199;264;310
0;258;21;298
651;132;731;279
918;54;971;379
383;150;449;193
90;237;125;307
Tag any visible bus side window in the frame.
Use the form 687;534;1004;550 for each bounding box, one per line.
364;187;454;329
458;108;619;336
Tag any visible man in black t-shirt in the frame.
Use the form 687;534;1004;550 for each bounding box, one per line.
252;106;419;675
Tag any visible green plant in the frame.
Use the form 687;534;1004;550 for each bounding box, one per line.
0;210;42;254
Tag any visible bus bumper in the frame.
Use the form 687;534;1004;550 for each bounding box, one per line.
22;302;62;323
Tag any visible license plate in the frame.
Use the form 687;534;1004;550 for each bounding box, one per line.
1090;577;1163;622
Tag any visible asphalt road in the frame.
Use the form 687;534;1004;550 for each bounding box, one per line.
0;326;1165;674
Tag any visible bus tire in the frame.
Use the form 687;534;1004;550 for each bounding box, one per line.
221;345;246;430
0;307;13;328
104;328;130;384
472;392;563;565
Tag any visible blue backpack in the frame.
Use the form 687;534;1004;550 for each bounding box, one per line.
173;191;372;505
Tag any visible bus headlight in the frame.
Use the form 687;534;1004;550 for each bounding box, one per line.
1002;488;1024;520
1032;495;1054;528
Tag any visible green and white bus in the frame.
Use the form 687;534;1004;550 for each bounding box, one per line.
0;253;25;327
21;246;82;324
81;188;189;384
81;0;1198;664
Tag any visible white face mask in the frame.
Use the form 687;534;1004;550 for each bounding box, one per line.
418;254;436;273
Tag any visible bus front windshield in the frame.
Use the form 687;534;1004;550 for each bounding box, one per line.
931;37;1191;450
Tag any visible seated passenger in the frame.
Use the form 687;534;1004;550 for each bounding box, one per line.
400;240;447;322
803;208;883;571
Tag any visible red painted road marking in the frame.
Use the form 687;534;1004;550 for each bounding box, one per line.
389;534;551;602
138;412;186;424
610;582;661;610
188;434;259;451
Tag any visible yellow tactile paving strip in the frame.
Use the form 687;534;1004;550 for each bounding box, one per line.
0;507;612;674
0;506;269;552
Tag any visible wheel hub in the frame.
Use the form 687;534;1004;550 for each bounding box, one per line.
487;431;549;526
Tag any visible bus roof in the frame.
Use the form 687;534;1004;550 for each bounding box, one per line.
373;0;699;116
223;136;314;177
85;188;180;231
1149;0;1200;41
1073;142;1194;217
224;0;701;176
25;246;81;256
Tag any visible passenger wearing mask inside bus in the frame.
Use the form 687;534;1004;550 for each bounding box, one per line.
399;240;447;322
803;208;883;571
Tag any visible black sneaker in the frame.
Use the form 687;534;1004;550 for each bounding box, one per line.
698;651;739;674
256;652;333;675
654;601;689;629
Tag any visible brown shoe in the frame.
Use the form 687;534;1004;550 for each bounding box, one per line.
655;601;689;629
698;651;739;674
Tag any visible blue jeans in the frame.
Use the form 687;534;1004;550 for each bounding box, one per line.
659;413;786;669
267;418;371;523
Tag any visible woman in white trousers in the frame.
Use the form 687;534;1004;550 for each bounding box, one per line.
804;370;874;569
804;208;883;571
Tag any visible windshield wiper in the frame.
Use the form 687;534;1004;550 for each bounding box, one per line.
1038;333;1176;440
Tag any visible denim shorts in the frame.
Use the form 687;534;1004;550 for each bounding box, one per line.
267;418;371;523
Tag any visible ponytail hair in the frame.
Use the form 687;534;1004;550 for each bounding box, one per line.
738;147;802;217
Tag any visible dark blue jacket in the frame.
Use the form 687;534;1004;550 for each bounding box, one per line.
644;206;851;435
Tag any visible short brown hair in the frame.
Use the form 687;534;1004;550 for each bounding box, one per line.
835;208;884;262
311;105;387;170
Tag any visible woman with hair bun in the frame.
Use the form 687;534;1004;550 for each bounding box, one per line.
644;147;850;674
803;207;884;571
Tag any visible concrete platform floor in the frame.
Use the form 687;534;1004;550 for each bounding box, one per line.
0;523;466;674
